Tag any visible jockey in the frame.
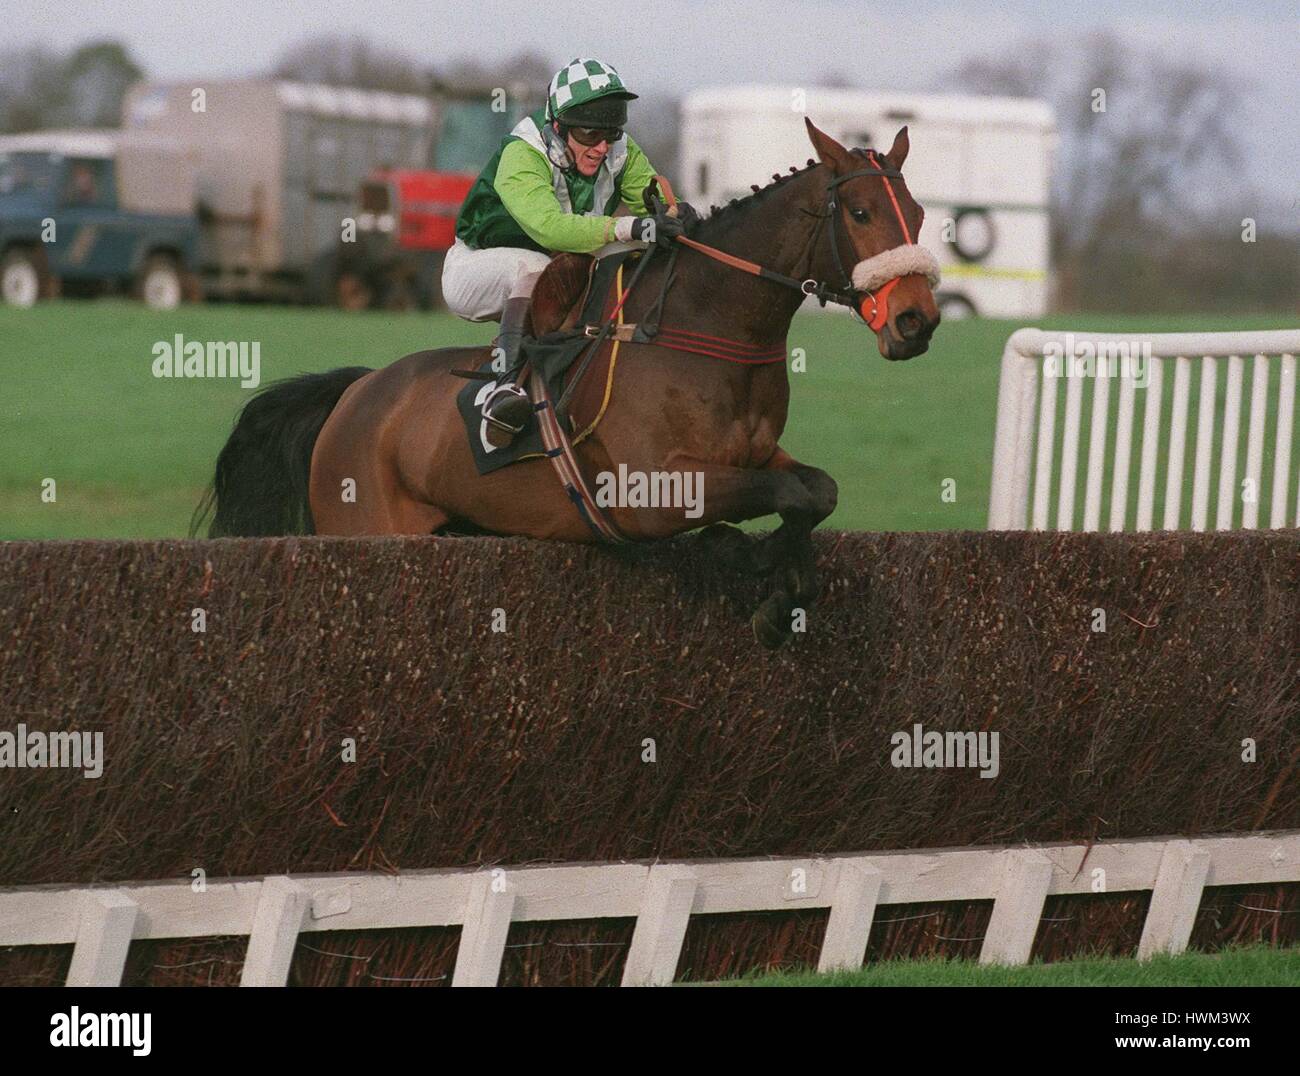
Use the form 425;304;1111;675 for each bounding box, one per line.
443;57;698;441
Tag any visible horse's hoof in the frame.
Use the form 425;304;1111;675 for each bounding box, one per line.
752;598;794;650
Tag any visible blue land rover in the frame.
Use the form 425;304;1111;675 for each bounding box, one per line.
0;131;200;309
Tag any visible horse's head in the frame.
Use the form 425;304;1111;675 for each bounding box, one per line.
806;119;941;360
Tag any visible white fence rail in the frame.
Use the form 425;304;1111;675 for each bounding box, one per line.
989;328;1300;531
2;831;1297;986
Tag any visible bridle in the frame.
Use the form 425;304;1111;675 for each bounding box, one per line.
816;149;915;330
660;149;925;333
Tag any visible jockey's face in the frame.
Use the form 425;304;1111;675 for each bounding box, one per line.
560;124;610;177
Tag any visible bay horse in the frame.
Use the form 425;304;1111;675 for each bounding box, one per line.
195;119;940;647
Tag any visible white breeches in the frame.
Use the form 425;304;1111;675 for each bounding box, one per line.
441;239;552;322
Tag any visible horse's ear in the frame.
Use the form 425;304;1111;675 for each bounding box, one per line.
805;117;853;172
884;126;910;170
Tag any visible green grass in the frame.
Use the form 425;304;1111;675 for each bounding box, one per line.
0;300;1292;539
716;945;1300;986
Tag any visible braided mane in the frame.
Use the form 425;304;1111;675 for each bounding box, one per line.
692;157;822;237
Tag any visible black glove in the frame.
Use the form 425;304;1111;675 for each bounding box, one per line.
631;207;684;249
674;200;701;235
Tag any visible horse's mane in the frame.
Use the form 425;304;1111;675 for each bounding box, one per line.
691;146;894;240
691;157;822;239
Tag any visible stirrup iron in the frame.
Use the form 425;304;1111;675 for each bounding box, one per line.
481;382;532;435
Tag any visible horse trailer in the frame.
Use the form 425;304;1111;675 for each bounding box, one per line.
120;79;440;303
679;86;1056;320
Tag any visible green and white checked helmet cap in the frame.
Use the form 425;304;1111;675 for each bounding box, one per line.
547;58;635;120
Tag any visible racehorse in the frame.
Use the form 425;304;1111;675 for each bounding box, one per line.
194;120;940;647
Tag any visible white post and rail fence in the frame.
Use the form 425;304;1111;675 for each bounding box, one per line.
2;831;1296;986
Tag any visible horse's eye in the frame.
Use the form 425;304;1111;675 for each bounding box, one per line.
849;208;870;224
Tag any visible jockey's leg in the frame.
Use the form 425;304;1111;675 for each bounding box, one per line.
480;266;544;440
440;240;548;322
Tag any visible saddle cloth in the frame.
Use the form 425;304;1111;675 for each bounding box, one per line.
456;250;641;475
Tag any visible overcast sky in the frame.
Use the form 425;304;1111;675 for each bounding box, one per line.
10;0;1298;216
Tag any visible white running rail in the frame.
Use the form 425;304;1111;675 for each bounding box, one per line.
2;831;1297;986
989;329;1300;531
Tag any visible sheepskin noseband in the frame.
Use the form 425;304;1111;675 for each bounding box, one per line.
851;244;942;294
848;244;942;330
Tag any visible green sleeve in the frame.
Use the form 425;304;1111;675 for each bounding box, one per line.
494;139;619;253
618;135;661;215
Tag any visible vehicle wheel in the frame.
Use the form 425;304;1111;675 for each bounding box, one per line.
336;271;373;311
415;252;446;310
380;265;417;311
139;255;183;310
306;250;340;306
951;207;996;263
1;249;42;308
937;292;977;320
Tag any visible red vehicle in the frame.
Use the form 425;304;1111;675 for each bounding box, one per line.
325;168;475;311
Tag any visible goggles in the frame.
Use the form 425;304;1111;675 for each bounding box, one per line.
564;124;622;147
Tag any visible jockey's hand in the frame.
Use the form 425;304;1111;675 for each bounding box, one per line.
649;203;686;247
619;209;684;249
674;200;701;235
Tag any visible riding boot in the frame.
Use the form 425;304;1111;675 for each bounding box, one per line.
480;294;534;441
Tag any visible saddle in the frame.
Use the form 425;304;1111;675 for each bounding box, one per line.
457;249;645;476
526;252;599;336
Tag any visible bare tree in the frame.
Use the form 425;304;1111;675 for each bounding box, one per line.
814;72;856;89
272;34;426;94
435;50;554;97
0;40;142;132
63;41;143;127
943;31;1248;310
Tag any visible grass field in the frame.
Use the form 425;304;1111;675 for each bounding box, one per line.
722;945;1300;986
1;300;1293;539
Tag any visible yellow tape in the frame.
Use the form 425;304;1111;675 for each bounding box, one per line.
941;265;1047;281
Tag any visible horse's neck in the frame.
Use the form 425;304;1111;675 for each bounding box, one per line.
637;172;823;346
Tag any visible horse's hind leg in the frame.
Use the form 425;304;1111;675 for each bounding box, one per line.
311;408;449;535
695;523;764;574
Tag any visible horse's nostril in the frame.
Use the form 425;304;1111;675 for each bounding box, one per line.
896;309;926;341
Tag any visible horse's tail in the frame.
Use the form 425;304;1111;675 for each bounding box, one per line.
191;367;372;538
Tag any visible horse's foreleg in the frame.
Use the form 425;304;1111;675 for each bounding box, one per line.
671;449;837;646
755;450;838;600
